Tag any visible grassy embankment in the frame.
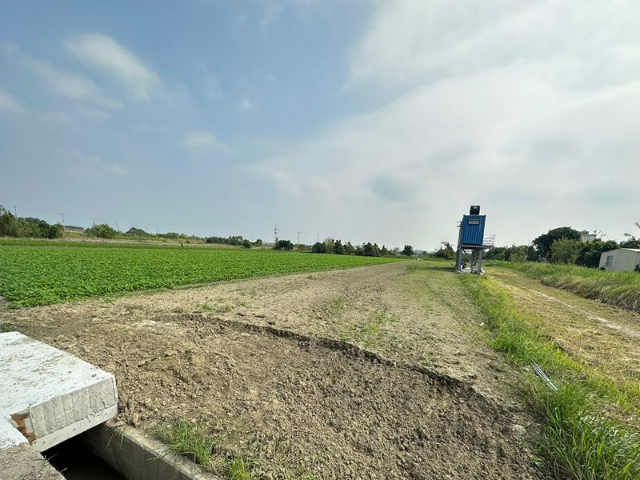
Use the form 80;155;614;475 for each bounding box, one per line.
461;272;640;479
492;261;640;313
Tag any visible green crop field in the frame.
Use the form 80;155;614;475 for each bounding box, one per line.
0;245;401;307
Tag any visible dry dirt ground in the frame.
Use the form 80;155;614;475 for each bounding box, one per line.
1;261;544;479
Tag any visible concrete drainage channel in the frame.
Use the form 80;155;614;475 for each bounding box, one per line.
47;421;219;480
0;332;211;480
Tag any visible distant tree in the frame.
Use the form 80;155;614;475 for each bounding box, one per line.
241;239;251;248
381;245;389;256
355;245;364;256
126;227;149;236
274;239;294;251
550;238;582;264
254;239;263;247
0;206;19;237
344;242;355;255
532;227;581;261
527;245;539;262
324;238;335;253
434;242;455;260
333;239;344;255
312;242;327;253
402;245;414;256
576;239;618;268
86;223;117;239
485;244;528;262
509;246;527;262
622;222;640;249
47;224;64;239
362;242;380;257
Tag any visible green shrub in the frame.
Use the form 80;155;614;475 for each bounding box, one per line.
550;239;582;264
86;223;117;239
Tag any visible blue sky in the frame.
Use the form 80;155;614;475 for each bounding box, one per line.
1;1;639;249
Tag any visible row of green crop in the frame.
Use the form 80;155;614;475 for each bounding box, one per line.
0;246;400;307
461;274;640;479
492;261;640;313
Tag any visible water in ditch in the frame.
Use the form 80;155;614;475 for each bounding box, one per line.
44;436;125;480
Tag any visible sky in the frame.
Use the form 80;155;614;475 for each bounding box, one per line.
0;0;638;250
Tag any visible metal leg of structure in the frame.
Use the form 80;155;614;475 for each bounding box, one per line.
477;250;484;275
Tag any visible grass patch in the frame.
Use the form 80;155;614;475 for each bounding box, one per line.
461;275;640;478
344;309;398;348
0;323;14;332
494;261;640;313
228;456;254;480
157;421;217;468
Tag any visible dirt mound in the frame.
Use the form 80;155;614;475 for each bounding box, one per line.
82;315;538;479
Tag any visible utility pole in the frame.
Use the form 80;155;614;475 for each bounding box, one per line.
297;231;300;246
60;213;65;229
274;226;278;244
316;233;319;243
13;206;17;217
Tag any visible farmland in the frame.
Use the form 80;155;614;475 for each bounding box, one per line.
0;244;400;307
2;251;639;478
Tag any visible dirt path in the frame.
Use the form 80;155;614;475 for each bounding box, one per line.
489;267;640;382
1;262;543;479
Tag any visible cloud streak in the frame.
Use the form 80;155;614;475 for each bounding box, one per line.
64;33;161;101
0;87;27;114
184;131;231;152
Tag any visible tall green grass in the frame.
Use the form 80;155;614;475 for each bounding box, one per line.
462;275;640;479
495;262;640;313
157;421;218;467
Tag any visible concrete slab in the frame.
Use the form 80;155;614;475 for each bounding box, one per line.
0;332;118;453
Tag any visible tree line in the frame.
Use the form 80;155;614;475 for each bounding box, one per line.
306;238;414;257
0;206;63;239
485;225;640;268
0;205;418;255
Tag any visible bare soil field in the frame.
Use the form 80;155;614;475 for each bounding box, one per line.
1;262;544;479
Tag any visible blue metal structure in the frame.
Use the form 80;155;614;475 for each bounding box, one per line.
459;215;486;246
456;206;492;274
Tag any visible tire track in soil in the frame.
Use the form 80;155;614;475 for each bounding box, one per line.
91;316;538;479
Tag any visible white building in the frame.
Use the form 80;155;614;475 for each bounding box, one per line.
599;248;640;272
580;230;596;242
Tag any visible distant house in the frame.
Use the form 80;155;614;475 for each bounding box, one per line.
599;248;640;272
580;230;596;242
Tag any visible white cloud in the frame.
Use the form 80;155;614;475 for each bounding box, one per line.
74;151;128;176
183;131;231;152
0;88;27;114
255;1;640;247
348;1;640;91
239;98;256;110
21;55;122;109
64;33;161;101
